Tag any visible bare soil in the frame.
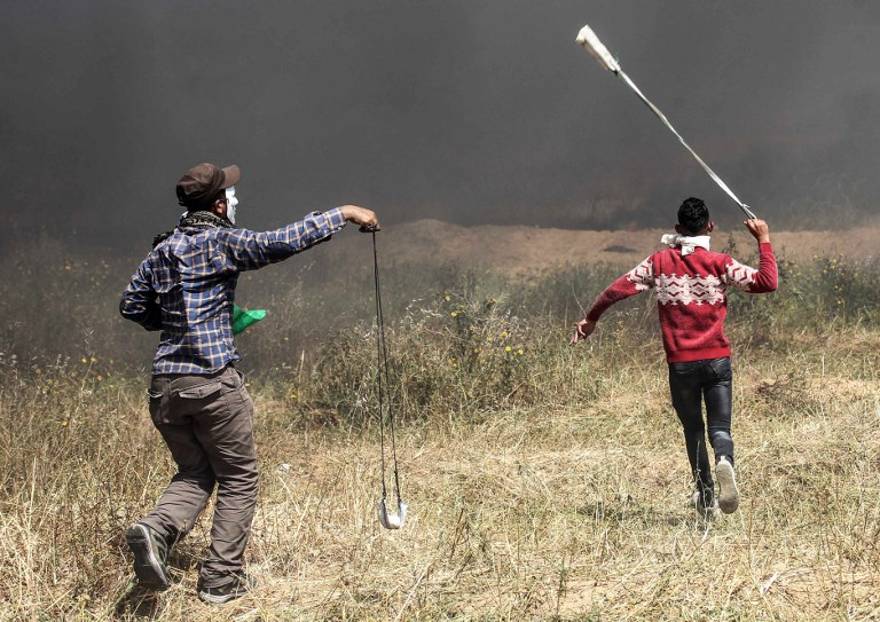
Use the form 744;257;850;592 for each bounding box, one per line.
369;220;880;273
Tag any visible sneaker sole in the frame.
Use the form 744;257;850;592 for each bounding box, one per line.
716;461;739;514
125;524;170;589
198;575;255;605
198;590;245;605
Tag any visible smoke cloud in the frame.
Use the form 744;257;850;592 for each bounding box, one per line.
2;0;879;248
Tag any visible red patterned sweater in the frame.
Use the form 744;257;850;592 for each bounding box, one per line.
586;242;778;363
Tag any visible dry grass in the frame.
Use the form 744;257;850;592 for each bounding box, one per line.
1;327;878;620
1;237;879;620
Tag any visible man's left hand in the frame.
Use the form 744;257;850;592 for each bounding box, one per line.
340;205;381;232
570;319;596;344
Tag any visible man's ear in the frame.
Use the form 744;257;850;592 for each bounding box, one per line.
212;197;227;218
706;221;715;234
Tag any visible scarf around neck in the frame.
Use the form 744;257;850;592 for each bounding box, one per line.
660;233;711;257
152;210;232;248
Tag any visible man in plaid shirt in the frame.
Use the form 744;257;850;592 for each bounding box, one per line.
120;162;378;603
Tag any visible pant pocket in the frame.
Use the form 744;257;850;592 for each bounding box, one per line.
147;389;164;424
216;368;247;407
177;381;223;400
670;360;701;375
709;357;732;381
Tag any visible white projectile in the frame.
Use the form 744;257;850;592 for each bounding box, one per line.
576;24;621;74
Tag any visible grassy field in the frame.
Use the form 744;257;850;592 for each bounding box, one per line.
1;235;879;620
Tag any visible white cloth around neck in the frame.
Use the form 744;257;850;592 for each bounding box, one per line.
660;234;711;256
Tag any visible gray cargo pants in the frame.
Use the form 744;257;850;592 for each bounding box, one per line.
140;365;258;588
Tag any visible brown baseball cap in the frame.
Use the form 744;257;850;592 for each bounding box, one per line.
175;162;241;208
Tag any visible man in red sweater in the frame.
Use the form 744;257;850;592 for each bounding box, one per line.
571;197;777;516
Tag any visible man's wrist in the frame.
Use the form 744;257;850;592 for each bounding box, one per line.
325;207;348;230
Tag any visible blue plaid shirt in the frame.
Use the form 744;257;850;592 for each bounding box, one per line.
120;208;347;375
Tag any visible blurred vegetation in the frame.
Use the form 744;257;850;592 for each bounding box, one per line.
2;237;879;427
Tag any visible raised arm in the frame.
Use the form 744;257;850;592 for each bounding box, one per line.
220;209;346;271
120;258;162;331
725;219;778;293
220;205;379;271
572;256;654;343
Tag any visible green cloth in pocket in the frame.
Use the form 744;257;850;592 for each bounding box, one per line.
232;304;267;335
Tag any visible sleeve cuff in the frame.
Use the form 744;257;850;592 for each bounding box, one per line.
759;241;773;252
324;207;347;232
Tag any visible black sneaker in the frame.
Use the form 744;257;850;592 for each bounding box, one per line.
691;489;718;519
125;523;171;589
198;573;256;605
716;456;740;514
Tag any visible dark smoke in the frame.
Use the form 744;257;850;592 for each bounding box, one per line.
1;0;879;249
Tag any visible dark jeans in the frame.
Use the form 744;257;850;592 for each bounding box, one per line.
141;366;258;588
668;357;734;503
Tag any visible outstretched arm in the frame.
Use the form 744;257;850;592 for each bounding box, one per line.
222;205;379;271
572;256;654;343
120;258;162;331
725;219;778;293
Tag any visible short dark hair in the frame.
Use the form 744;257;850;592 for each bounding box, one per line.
678;197;709;235
186;189;225;213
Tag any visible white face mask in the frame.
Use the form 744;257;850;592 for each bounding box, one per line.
225;186;239;224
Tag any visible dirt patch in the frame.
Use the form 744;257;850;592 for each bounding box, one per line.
370;220;880;274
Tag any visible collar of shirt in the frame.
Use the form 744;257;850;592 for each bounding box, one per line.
660;234;711;256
